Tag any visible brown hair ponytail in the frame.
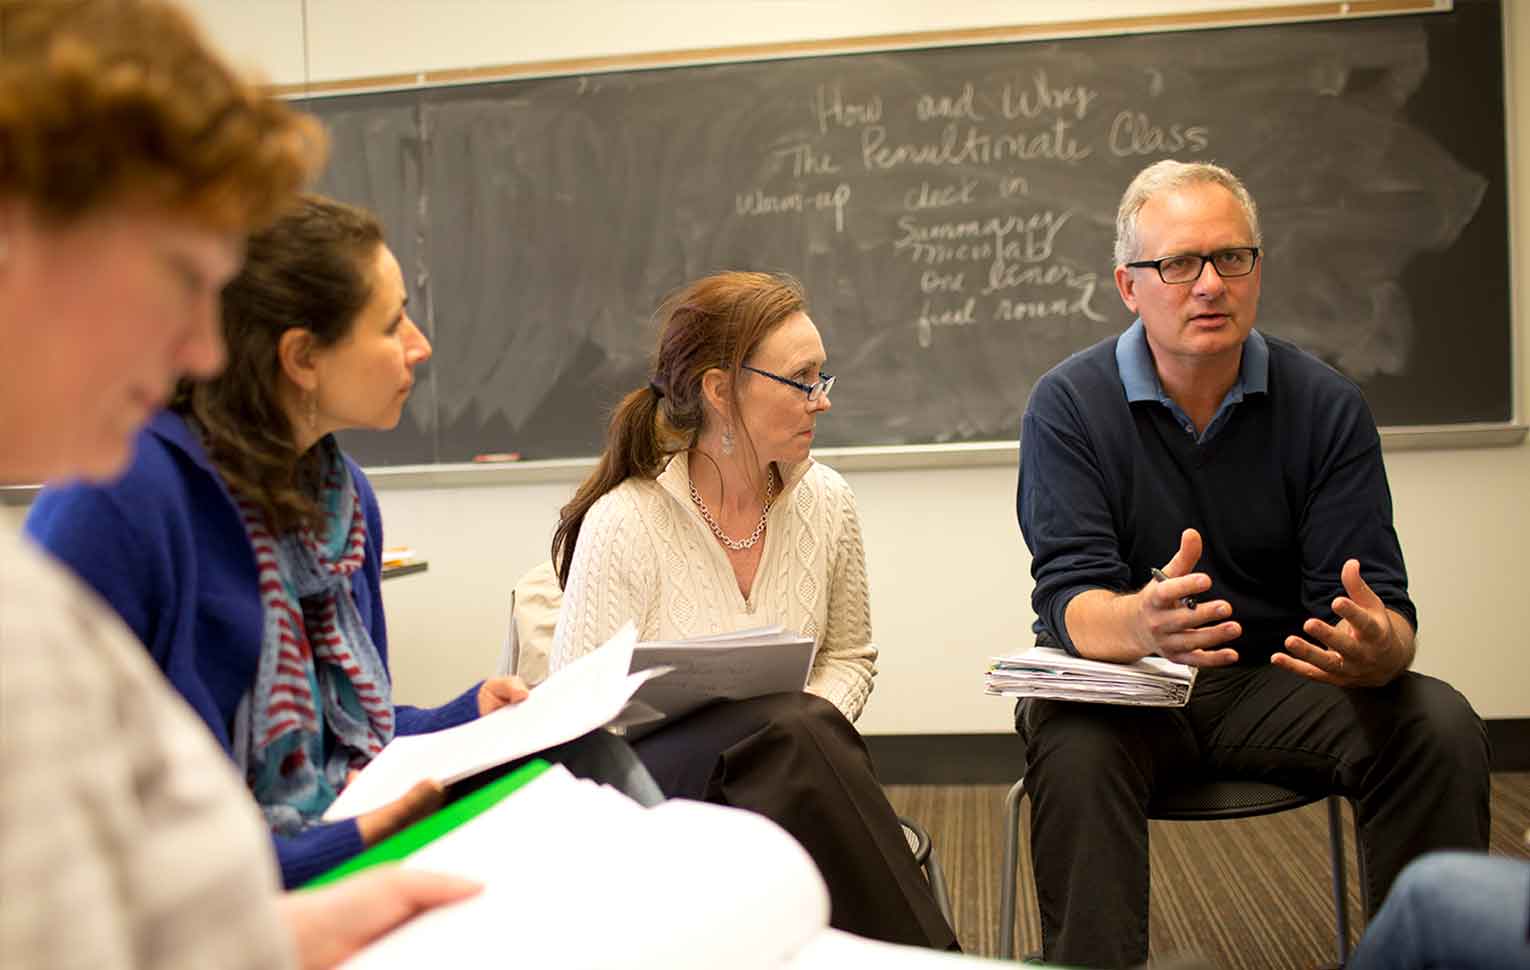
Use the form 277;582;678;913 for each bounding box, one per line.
551;271;805;586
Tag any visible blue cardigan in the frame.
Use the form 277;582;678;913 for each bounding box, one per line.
26;411;481;888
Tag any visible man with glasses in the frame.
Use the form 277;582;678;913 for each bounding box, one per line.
1014;159;1489;968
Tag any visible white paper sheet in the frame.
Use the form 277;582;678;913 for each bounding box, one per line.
324;623;660;820
336;766;830;970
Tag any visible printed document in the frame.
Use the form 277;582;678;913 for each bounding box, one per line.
625;625;816;737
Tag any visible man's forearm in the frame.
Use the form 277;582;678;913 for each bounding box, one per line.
1386;608;1418;675
1063;588;1151;663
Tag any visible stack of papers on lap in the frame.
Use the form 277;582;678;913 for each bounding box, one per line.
986;645;1196;707
624;625;816;737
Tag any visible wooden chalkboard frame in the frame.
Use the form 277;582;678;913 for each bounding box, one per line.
275;0;1523;484
276;1;1453;98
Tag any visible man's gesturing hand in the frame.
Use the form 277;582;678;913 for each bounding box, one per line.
1274;559;1409;687
1129;528;1240;667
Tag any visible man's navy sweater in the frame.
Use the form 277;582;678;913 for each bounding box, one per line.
1018;327;1415;663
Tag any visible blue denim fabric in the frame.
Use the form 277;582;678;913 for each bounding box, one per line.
1349;852;1530;970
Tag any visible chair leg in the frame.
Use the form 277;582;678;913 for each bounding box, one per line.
898;816;954;936
924;841;955;933
1000;777;1026;960
1355;810;1370;918
1326;795;1350;967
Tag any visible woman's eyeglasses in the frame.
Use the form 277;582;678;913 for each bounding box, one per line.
741;364;835;401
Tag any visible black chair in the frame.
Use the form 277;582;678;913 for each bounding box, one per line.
999;775;1361;966
900;815;955;933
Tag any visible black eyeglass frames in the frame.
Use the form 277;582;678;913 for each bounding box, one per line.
1125;246;1260;284
741;364;835;401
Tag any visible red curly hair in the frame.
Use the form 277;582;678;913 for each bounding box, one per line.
0;0;325;230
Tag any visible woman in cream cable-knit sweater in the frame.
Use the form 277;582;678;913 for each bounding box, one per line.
550;271;957;950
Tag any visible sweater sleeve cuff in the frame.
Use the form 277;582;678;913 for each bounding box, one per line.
394;682;482;735
1382;598;1418;634
806;672;868;724
275;819;364;889
1043;586;1095;657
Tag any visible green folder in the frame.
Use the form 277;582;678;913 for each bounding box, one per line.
302;758;552;889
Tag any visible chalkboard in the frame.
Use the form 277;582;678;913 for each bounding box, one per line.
306;1;1511;467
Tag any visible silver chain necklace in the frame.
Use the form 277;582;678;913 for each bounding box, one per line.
690;473;775;551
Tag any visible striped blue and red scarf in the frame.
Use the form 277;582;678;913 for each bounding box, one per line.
231;439;394;834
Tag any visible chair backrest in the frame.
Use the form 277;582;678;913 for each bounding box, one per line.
500;559;562;686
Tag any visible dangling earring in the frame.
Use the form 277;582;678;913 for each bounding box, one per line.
305;391;319;434
721;424;735;457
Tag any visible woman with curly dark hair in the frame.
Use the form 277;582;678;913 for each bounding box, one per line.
27;193;659;890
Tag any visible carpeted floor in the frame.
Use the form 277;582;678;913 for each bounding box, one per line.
885;772;1530;968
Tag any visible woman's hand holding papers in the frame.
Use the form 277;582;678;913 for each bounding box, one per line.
350;674;531;848
476;674;530;716
279;866;481;970
356;779;447;847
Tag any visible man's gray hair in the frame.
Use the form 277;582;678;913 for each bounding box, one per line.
1113;159;1262;266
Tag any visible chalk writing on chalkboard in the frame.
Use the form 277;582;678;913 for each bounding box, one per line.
314;4;1509;467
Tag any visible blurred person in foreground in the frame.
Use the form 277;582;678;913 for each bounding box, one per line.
1347;850;1530;970
0;2;477;967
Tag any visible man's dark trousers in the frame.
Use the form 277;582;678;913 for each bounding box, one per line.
1017;662;1490;968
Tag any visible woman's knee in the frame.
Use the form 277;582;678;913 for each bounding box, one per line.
745;691;858;743
708;693;875;804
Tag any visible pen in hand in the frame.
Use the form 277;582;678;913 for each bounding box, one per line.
1150;567;1199;611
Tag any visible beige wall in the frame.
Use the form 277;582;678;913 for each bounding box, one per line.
31;1;1527;731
